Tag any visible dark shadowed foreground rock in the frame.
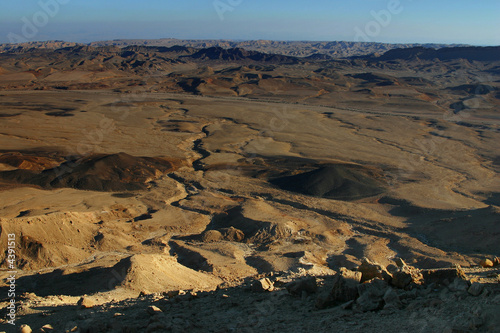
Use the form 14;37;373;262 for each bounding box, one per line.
354;278;389;312
383;287;402;310
316;267;361;309
389;258;423;289
252;278;274;292
468;282;484;296
146;305;162;315
421;266;466;286
357;258;392;283
286;277;317;296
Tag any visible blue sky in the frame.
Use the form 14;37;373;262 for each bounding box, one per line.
0;0;498;45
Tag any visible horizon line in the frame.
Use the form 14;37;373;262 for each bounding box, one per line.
1;37;499;48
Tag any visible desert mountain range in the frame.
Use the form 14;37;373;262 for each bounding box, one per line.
0;39;469;58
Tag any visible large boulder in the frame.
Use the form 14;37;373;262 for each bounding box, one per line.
316;267;361;309
468;282;484;296
357;258;392;283
421;266;466;286
252;278;274;292
383;287;402;310
354;278;389;312
286;277;317;296
493;257;500;267
389;258;423;289
201;230;223;243
480;259;494;268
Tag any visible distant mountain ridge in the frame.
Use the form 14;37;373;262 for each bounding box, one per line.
0;38;471;59
367;46;500;62
186;46;298;63
0;40;498;124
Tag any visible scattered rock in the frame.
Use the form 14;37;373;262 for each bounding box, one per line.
480;259;494;268
421;267;466;286
252;278;274;292
341;300;355;310
391;270;413;289
386;264;399;274
201;230;223;243
165;290;180;298
77;297;96;309
79;320;105;333
354;278;388;312
139;290;150;297
147;305;163;315
468;282;484;296
357;258;392;283
493;257;500;267
383;287;402;310
390;259;423;289
146;322;169;332
447;277;469;292
19;325;32;333
286;277;317;296
316;267;361;309
394;258;406;268
39;325;54;332
202;227;245;243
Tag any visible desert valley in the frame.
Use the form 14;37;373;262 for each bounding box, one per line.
0;40;499;332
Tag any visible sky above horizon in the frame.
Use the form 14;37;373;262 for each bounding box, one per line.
0;0;499;45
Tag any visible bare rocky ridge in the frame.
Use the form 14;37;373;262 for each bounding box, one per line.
0;39;469;59
87;39;467;59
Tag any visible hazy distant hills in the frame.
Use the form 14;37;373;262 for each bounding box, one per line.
91;39;473;58
0;42;498;122
369;46;500;62
0;39;470;58
0;40;80;52
91;39;471;58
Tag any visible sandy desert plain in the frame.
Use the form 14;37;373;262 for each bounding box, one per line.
0;43;499;332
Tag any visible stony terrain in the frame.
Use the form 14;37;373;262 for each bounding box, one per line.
0;43;498;332
4;259;500;332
